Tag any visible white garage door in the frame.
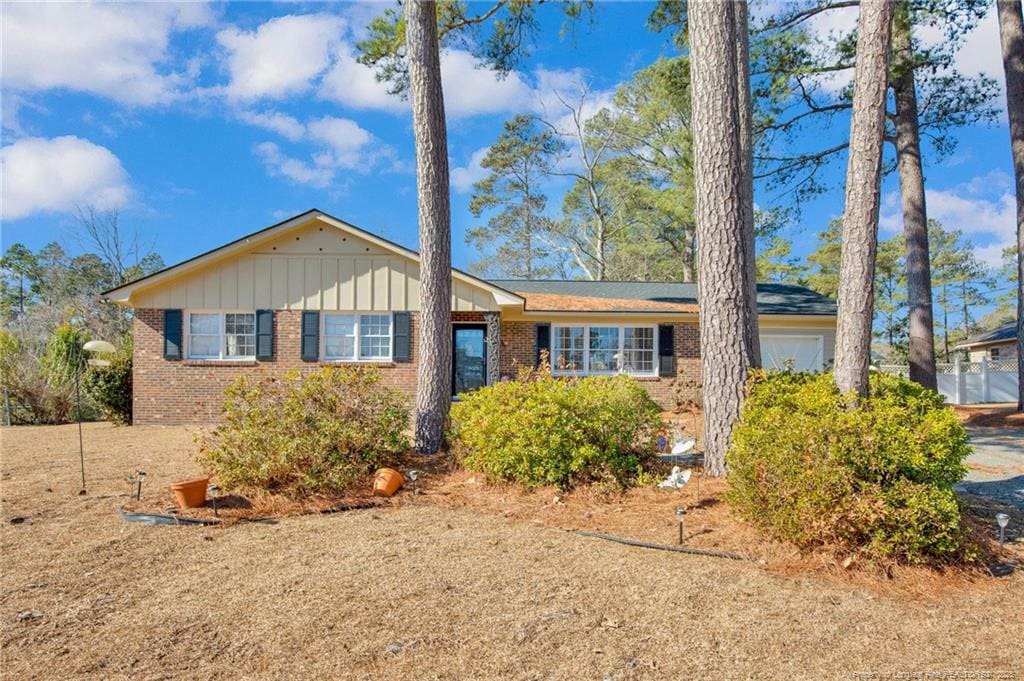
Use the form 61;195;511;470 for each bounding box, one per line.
760;335;824;371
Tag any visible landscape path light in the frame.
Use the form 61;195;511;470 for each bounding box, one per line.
209;484;220;517
996;513;1009;550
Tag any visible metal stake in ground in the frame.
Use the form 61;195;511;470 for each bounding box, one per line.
676;507;686;545
77;339;116;497
75;367;86;495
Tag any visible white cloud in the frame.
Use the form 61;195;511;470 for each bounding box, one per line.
440;50;535;118
306;116;375;169
917;6;1004;83
802;5;858;95
805;3;1004;98
880;170;1015;266
251;116;385;188
237;110;306;141
0;136;131;221
320;50;407;113
217;14;345;101
451;146;490;193
324;47;543;118
253;142;334;189
1;2;212;106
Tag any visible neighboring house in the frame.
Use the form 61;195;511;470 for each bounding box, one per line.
103;210;838;424
954;322;1019;362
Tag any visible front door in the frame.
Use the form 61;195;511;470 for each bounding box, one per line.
452;324;487;396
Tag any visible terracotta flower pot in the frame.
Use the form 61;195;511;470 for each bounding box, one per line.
372;468;403;497
170;477;210;509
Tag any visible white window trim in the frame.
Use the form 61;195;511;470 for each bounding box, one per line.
321;312;394;362
759;333;825;371
185;310;257;361
551;324;659;377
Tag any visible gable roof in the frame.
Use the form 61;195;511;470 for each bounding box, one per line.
102;209;524;306
489;280;837;316
955;321;1018;349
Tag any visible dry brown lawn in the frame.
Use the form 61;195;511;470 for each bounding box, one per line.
2;423;1022;680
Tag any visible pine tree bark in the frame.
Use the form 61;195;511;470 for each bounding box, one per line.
689;0;757;476
834;0;894;399
892;1;938;391
406;0;453;452
997;0;1024;412
734;0;762;369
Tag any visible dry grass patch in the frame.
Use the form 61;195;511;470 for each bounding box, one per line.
2;423;1023;680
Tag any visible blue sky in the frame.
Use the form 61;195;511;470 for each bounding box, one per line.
0;1;1016;277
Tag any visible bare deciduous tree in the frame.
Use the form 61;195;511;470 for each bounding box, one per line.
536;86;636;281
834;0;895;398
73;206;161;288
406;0;453;453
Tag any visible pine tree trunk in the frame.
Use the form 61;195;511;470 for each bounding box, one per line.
834;0;894;399
406;0;452;453
734;0;762;368
689;0;757;476
997;0;1024;412
892;1;938;391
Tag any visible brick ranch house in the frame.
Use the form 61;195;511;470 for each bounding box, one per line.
102;209;838;425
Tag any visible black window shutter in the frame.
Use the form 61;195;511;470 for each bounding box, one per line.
255;309;274;360
658;324;675;376
301;311;320;361
393;312;411;362
535;323;551;367
163;309;182;360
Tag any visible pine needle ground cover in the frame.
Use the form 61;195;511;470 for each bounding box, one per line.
2;423;1022;680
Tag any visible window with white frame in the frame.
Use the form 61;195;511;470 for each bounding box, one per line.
589;327;620;373
622;326;655;374
551;324;657;376
187;312;256;360
323;313;393;361
552;326;584;371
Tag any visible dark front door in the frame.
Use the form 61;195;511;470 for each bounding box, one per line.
452;325;487;396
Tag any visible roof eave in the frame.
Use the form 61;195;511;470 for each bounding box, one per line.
100;209;524;306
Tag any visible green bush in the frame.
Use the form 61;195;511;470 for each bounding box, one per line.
197;367;409;495
725;370;972;564
1;328;79;424
449;368;662;489
83;335;133;424
42;324;88;386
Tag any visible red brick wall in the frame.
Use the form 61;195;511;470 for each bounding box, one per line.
498;320;702;409
133;309;702;423
133;309;420;425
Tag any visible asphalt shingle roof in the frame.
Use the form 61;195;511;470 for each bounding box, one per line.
956;321;1018;348
488;280;838;315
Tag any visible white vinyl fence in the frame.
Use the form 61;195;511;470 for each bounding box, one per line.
878;359;1019;405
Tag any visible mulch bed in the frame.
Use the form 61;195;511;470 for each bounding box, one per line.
954;404;1024;428
123;448;1022;597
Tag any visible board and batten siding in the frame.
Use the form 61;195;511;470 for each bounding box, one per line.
131;221;499;312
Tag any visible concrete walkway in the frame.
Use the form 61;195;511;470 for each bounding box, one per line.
956;427;1024;509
